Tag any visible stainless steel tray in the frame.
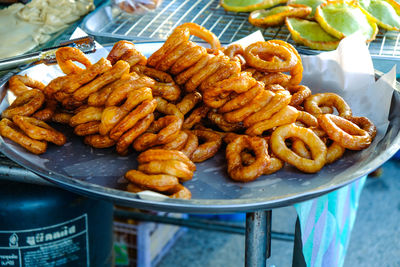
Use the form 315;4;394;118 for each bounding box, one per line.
1;43;400;214
82;0;400;60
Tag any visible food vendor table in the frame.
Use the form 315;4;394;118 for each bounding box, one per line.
2;1;400;266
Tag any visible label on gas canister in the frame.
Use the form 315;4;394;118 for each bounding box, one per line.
0;214;89;267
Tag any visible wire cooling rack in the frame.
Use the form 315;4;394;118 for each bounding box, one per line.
82;0;400;59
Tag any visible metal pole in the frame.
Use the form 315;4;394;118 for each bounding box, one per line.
245;210;272;267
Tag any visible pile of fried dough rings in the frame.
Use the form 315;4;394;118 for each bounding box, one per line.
0;23;376;200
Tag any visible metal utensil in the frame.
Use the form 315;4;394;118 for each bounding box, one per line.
0;36;96;72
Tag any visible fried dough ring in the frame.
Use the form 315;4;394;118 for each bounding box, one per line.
116;113;154;155
181;130;199;158
8;75;45;96
109;99;157;141
347;116;377;139
137;149;196;172
244;41;298;72
288;85;311;106
175;22;221;50
55;47;92;75
223;89;274;123
13;115;66;146
107;40;147;66
218;82;264;113
73;60;130;101
0;118;47;154
203;72;257;108
267;39;303;86
32;98;58;121
191;129;222;162
125;170;179;192
69;106;103;127
45;58;112;96
158;130;189;151
138;160;193;181
84;134;116;148
105;75;154;106
177;92;203;115
51;112;73;125
304;93;352;118
317;114;372;150
270;124;327;173
170;45;207;75
246;105;299;136
2;89;45;119
207;111;244;132
182;105;210;130
226;135;270;182
243;90;291;127
74;121;100;136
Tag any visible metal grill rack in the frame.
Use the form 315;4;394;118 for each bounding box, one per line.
82;0;400;60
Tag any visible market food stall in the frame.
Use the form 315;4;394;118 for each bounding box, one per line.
1;0;400;266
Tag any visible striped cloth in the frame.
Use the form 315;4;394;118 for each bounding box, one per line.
294;176;366;267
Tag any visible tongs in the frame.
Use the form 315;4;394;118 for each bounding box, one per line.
0;36;96;72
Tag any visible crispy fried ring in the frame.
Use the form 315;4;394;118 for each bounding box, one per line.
223;89;274;123
137;149;196;173
267;39;303;86
175;22;221;50
107;40;146;66
246;106;299;136
182;105;210;130
116;113;154;155
181;130;199;159
244;41;298;72
240;150;284;175
191;129;222;162
2;89;45;119
0;118;47;154
32;99;58;121
288;85;311;106
13;115;66;146
125;170;179;192
185;55;230;92
203;72;257;108
167;184;192;200
199;60;241;91
270;124;327;173
147;27;190;67
317;114;372;150
51;112;73;125
207;111;244;132
138;160;193;182
45;58;112;96
147;115;183;144
304;93;352;118
226;135;270;182
295;111;318;127
74;121;100;136
347;116;377;139
8;75;45;96
109;99;157;141
218;82;264;114
84;134;116;148
73;60;130;101
243;90;291;127
155;97;184;119
170;45;208;75
177;92;202;115
158;131;189;151
69;106;103;127
55;47;92;75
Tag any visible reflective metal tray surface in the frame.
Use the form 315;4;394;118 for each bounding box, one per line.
1;44;400;213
